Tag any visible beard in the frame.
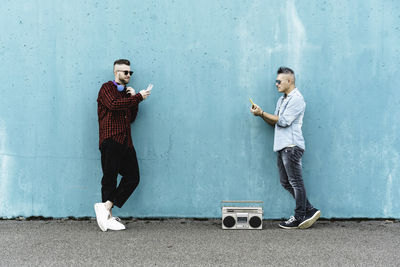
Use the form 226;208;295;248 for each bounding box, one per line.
118;74;130;85
122;78;130;85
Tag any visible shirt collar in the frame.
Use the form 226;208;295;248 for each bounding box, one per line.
284;87;297;98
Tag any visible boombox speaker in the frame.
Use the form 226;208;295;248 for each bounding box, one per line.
221;201;263;230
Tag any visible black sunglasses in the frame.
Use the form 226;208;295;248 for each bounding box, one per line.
117;70;133;75
275;80;282;84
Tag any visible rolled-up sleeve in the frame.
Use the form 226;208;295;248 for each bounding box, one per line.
277;96;305;128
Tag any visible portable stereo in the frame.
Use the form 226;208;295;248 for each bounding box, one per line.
221;201;263;230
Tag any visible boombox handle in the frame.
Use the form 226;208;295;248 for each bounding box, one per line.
220;200;264;212
221;201;263;203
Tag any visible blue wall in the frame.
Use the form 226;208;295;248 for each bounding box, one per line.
1;0;399;218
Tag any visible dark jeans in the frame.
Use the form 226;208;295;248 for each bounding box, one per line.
100;139;140;208
277;146;313;220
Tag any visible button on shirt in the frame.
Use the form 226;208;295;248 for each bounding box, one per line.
273;88;305;152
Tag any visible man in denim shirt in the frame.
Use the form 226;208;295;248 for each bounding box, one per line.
250;67;321;229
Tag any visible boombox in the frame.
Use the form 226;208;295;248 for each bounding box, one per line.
221;202;263;230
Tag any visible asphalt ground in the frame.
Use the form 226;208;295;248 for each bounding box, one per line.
1;218;399;266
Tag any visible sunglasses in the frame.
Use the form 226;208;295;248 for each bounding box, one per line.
117;70;133;75
275;80;282;85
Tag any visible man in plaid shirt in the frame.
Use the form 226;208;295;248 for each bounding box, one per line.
94;59;152;232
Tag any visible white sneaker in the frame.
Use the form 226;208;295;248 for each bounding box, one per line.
105;217;126;231
94;203;111;232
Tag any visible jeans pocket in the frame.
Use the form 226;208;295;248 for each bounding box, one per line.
293;147;303;159
285;147;295;155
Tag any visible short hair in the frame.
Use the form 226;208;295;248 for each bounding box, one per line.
277;66;295;83
277;66;294;75
114;59;130;67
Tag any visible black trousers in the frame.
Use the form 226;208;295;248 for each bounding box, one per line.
100;139;140;208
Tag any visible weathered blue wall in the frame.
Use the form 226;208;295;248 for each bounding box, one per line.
1;0;399;218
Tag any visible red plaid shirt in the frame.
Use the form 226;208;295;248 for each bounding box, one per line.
97;81;143;148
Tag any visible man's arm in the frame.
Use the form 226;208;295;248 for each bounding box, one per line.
250;104;278;126
126;86;152;123
260;110;278;126
275;96;305;128
126;87;139;123
98;83;143;111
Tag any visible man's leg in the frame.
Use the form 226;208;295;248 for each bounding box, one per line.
278;149;313;214
277;149;303;229
100;139;122;204
112;146;140;208
280;147;308;220
94;139;123;231
99;146;139;231
280;146;320;229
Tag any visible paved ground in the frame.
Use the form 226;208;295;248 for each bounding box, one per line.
1;218;399;266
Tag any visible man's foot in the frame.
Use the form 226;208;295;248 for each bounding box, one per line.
94;203;111;232
106;217;126;231
278;216;301;229
298;208;321;229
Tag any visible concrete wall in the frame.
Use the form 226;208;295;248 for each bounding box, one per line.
1;0;399;218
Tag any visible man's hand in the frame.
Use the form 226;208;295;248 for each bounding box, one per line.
139;89;151;100
250;103;263;116
139;84;153;100
126;87;136;96
251;104;278;126
146;84;153;91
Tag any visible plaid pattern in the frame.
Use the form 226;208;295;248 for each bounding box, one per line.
97;81;143;148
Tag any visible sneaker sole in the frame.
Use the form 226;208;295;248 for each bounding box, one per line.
278;222;299;229
94;204;107;232
108;226;126;231
298;210;321;229
278;224;299;229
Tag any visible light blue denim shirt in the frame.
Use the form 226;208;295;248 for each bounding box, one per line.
273;88;305;152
